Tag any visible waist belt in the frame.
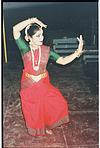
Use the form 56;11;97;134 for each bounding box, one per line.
25;72;47;82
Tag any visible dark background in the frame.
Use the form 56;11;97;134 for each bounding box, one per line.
3;2;98;45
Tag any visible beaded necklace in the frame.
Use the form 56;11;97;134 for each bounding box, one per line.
30;45;41;71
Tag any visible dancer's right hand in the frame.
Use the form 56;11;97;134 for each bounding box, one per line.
30;17;47;28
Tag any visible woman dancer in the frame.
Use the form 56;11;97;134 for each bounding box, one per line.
13;17;83;136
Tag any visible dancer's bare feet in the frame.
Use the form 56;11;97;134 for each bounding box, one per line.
46;129;53;135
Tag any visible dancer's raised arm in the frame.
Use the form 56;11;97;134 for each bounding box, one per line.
13;17;47;39
56;35;84;65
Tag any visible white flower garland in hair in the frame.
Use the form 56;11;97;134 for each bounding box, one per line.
25;24;31;36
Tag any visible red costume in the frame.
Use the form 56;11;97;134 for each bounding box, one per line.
15;37;69;136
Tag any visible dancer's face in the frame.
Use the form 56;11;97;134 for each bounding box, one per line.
31;28;44;46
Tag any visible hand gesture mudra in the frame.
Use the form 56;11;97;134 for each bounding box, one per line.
75;35;84;58
30;17;47;28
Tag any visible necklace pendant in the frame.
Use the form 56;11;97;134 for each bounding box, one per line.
34;66;39;71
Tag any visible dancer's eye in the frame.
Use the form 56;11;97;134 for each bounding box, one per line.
36;34;41;38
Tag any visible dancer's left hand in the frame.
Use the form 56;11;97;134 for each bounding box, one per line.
75;35;84;57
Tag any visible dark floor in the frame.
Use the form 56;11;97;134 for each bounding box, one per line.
3;60;99;148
